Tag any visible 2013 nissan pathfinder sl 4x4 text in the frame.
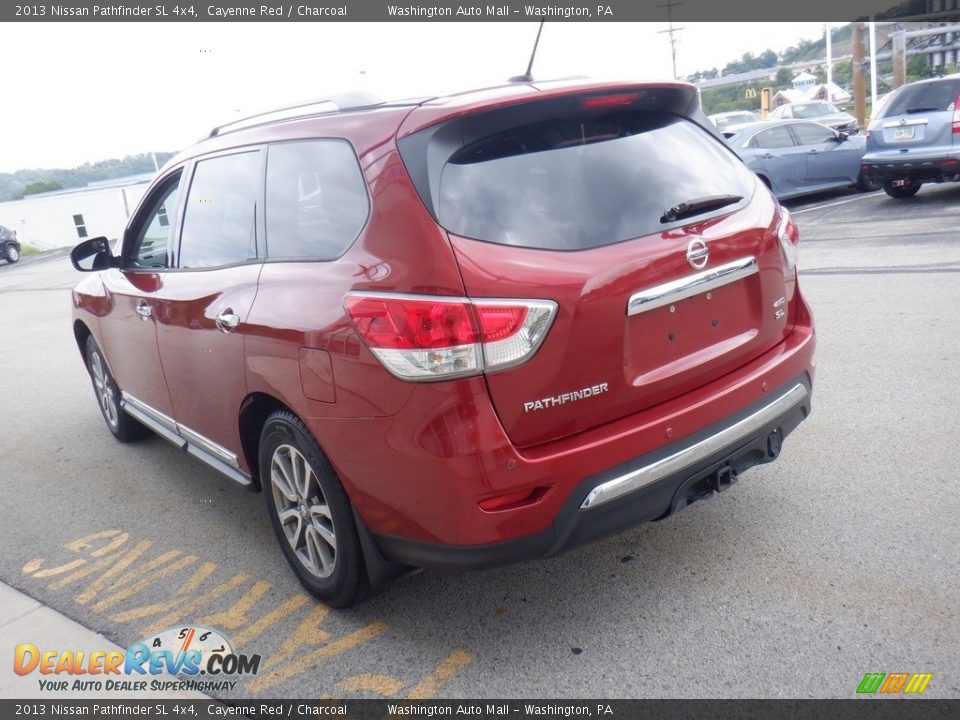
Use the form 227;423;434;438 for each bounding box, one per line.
70;80;816;607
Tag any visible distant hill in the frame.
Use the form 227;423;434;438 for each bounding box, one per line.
687;24;853;83
0;152;177;202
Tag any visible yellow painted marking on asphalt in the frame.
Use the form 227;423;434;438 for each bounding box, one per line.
91;552;198;612
107;561;218;624
67;530;130;557
195;580;269;635
25;558;87;578
20;530;475;698
134;573;250;635
260;603;333;669
72;542;160;605
48;540;153;592
225;592;310;648
405;650;473;699
337;673;404;697
247;622;388;693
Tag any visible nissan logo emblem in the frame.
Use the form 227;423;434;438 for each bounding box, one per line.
686;238;709;269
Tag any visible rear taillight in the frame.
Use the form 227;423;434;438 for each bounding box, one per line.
777;207;800;273
344;293;557;381
953;94;960;134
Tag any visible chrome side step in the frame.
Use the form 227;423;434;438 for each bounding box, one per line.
120;392;252;488
579;383;808;510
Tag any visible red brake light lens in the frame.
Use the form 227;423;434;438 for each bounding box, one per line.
343;296;478;350
581;93;639;109
953;94;960;133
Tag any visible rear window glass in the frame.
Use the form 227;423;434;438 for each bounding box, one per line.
436;111;755;251
882;80;960;116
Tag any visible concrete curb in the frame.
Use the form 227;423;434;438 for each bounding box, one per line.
0;582;207;700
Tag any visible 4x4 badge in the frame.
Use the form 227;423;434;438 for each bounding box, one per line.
686;238;709;269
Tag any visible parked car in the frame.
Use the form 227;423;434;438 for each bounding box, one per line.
725;119;879;199
709;110;760;132
0;225;20;264
69;80;816;607
770;100;859;135
861;74;960;198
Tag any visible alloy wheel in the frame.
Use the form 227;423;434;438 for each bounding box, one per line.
90;350;118;429
269;443;337;579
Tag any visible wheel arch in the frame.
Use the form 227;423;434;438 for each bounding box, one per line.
73;320;93;367
238;392;295;491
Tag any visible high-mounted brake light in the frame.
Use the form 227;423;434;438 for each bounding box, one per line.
581;93;639;109
777;207;800;273
344;293;557;381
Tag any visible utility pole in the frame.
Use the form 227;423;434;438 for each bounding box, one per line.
892;29;907;89
853;23;866;129
656;1;684;79
869;19;878;114
825;23;833;94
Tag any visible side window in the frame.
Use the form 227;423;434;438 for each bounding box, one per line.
178;151;261;269
750;126;796;149
792;123;836;146
264;140;369;260
127;173;183;269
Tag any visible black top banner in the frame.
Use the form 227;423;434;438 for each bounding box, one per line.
5;0;960;23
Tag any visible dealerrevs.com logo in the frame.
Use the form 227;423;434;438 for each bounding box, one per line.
14;625;261;693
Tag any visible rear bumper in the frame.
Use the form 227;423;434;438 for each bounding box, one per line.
861;149;960;183
373;375;811;569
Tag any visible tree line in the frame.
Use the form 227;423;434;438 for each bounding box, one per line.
0;152;177;202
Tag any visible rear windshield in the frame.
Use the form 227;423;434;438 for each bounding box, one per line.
882;80;960;116
791;102;837;118
436;111;755;251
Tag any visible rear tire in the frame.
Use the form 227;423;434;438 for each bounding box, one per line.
84;335;150;442
882;181;921;199
260;410;368;608
3;244;18;263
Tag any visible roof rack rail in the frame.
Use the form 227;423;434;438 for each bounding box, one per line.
208;91;384;138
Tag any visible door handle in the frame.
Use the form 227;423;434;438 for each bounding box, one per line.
760;153;774;159
216;310;240;332
807;150;819;154
136;302;153;321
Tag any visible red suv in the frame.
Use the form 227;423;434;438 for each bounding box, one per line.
70;80;815;607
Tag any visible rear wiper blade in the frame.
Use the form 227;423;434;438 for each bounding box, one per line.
660;194;743;224
906;106;940;113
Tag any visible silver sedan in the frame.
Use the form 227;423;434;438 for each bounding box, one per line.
724;119;879;200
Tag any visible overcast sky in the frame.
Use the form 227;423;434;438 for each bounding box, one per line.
2;22;828;172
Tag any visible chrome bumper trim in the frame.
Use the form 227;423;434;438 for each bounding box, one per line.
579;383;808;510
626;256;757;316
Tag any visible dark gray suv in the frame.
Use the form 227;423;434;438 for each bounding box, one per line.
0;225;20;264
861;75;960;198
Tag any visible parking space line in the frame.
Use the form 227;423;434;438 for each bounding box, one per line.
791;191;883;215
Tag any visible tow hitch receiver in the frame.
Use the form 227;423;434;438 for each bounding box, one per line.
714;465;737;492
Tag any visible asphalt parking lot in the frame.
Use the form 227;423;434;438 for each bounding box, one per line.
0;183;958;699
